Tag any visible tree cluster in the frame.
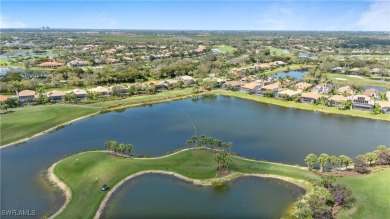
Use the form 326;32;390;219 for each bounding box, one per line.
104;140;134;157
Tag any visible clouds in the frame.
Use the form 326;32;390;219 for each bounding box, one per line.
357;1;390;31
0;16;27;28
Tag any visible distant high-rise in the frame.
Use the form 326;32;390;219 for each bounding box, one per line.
41;26;50;31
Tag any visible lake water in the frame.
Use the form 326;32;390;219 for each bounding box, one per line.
0;51;47;59
1;96;389;218
298;52;315;58
363;86;387;92
102;174;304;219
272;70;308;81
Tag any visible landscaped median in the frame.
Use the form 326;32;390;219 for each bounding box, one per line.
49;148;319;219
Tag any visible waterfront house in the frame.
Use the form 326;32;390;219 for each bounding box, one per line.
363;89;381;99
38;61;63;68
300;92;322;104
163;79;179;88
295;82;312;91
222;81;243;91
257;82;280;96
0;95;10;105
179;75;196;85
46;90;65;102
275;89;302;99
378;101;390;114
328;95;349;107
371;68;381;75
18;90;36;103
109;84;128;96
149;81;168;91
331;67;343;73
89;86;111;97
386;91;390;100
352;95;375;111
67;89;87;99
240;82;262;94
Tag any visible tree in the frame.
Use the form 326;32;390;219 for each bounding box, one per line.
364;152;377;166
354;156;370;174
305;154;317;171
214;151;232;171
191;135;198;147
307;186;333;219
317;153;330;172
259;73;268;87
331;183;352;207
329;156;338;170
350;84;364;96
292;200;313;219
1;104;9;113
338;155;352;170
377;149;390;165
118;143;126;157
105;141;118;153
126;144;133;155
4;97;19;108
186;140;192;148
320;175;336;189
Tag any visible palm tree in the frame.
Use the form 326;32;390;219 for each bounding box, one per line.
350;84;364;96
119;143;126;157
259;73;268;87
304;154;317;171
126;144;133;156
191;135;197;147
329;156;338;170
317;153;329;172
185;140;192;148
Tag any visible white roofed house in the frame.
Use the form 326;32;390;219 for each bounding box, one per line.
275;89;302;99
311;83;330;94
257;82;280;96
67;60;89;67
352;95;375;111
337;86;354;96
89;86;111;97
18;90;36;104
295;82;312;91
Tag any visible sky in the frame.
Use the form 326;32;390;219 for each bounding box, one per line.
1;0;389;31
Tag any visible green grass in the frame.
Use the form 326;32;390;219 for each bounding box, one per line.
215;45;237;53
326;73;390;88
267;46;293;57
210;90;390;121
337;168;390;219
54;149;319;219
262;64;314;75
0;105;100;146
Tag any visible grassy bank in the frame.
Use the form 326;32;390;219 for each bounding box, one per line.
53;149;319;219
336;168;390;219
262;64;314;75
326;73;390;89
0;105;100;146
211;90;390;121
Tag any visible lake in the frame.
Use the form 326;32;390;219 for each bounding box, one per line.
272;70;308;81
363;85;387;92
1;96;389;218
102;174;304;219
298;52;315;58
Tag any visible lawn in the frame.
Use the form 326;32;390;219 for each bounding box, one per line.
0;105;100;146
262;64;314;75
337;168;390;219
215;45;237;53
326;73;390;88
267;46;293;57
211;90;390;122
53;149;319;219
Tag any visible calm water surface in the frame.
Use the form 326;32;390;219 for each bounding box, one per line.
102;174;305;219
272;70;308;80
1;96;389;217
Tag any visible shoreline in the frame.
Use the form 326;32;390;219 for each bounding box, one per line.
2;89;389;148
47;149;313;219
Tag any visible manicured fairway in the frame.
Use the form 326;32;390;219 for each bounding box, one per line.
337;168;390;219
0;105;100;146
53;149;319;219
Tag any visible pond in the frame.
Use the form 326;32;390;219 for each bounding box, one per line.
1;96;389;217
363;86;387;92
0;51;47;59
298;52;315;58
272;70;308;81
102;174;305;218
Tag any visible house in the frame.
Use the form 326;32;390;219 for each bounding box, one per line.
257;82;280;95
363;89;381;99
378;101;390;114
0;95;10;105
328;95;349;107
18;90;36;103
295;82;312;91
222;81;243;91
89;86;111;97
352;95;375;111
312;83;330;94
275;89;302;99
46;90;65;102
386;91;390;101
67;89;87;99
149;81;168;91
371;68;381;75
300;92;322;104
106;58;119;64
179;75;196;85
110;85;128;95
67;60;89;67
38;61;63;68
240;82;262;94
349;68;361;74
163;79;179;88
331;67;343;73
337;86;353;96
